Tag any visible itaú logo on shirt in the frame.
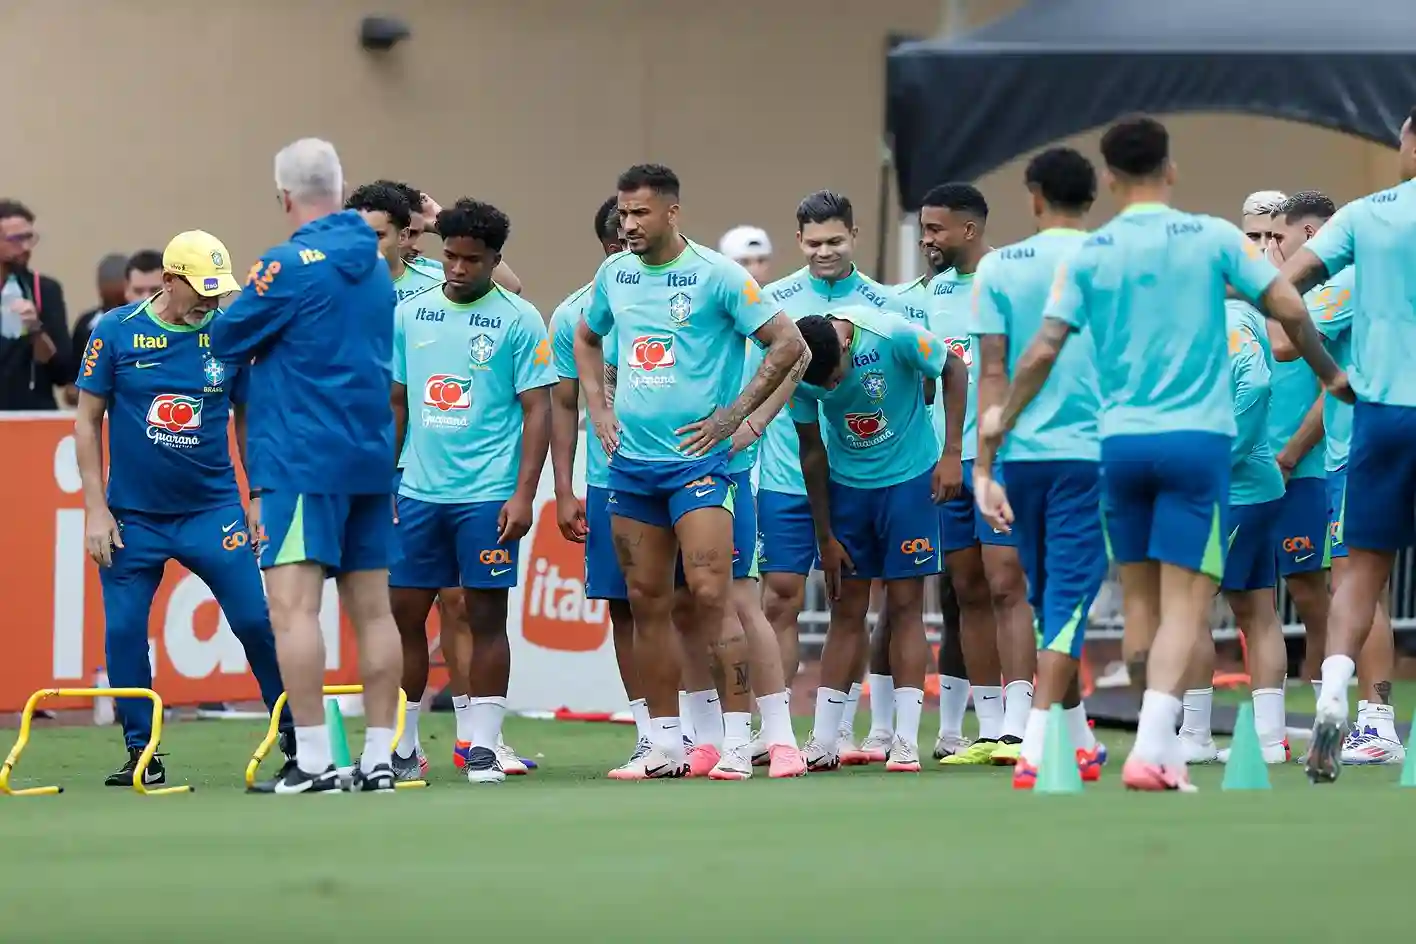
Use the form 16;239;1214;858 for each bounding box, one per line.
146;394;203;447
844;409;892;447
422;374;471;429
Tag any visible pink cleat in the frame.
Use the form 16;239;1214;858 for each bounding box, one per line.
841;732;891;766
687;743;720;778
1012;760;1037;790
767;744;807;778
1122;758;1197;793
884;738;922;772
1076;746;1104;783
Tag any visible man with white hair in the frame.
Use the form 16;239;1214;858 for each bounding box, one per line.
212;138;404;794
1241;190;1288;248
720;225;773;285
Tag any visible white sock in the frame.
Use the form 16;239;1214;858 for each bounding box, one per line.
452;694;474;743
1133;690;1183;765
937;675;970;738
688;689;723;749
757;691;796;748
651;716;684;760
397;703;420;756
812;687;848;744
470;695;506;749
723;711;752;751
361;727;395;773
867;674;894;737
893;687;924;747
1367;702;1399;741
1317;655;1356;717
1251;688;1286;750
295;725;332;775
629;698;651;742
1001;679;1034;740
840;682;863;737
1021;708;1050;766
973;685;1004;740
1355;699;1370;735
1065;704;1096;751
678;691;695;741
1180;687;1213;740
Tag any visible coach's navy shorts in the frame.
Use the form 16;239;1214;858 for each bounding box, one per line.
607;453;732;528
390;497;516;590
756;488;817;576
940;459;1015;552
1346;402;1416;553
260;490;392;575
1004;460;1106;659
1100;432;1230;580
1222;499;1281;593
584;485;627;601
1326;469;1348;560
1275;476;1329;576
829;468;940;581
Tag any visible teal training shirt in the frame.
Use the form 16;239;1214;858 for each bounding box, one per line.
1306;180;1416;407
969;229;1099;462
1309;266;1356;472
394;284;555;503
924;267;979;460
549;282;618;491
1043;204;1278;439
1226;301;1285;506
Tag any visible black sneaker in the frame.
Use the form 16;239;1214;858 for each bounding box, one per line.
349;764;397;792
248;762;341;795
104;747;166;787
464;746;505;784
391;750;423;783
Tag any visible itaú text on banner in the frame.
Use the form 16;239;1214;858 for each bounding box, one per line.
0;415;628;715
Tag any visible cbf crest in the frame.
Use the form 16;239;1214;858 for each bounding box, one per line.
860;370;887;401
469;333;497;369
211;250;225;268
202;354;226;390
668;292;692;326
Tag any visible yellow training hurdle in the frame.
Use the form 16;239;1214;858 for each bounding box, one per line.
244;685;427;790
0;688;194;796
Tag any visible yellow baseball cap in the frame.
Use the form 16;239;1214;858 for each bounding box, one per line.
163;230;241;297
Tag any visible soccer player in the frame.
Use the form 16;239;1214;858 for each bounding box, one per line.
1274;116;1416;781
1241;191;1288;248
213;138;405;794
970;147;1108;788
793;307;966;772
74;231;288;787
573;164;806;779
751;191;896;760
387;183;523;295
1268;192;1402;766
551;196;652;776
348;183;441;303
982;115;1344;792
390;199;553;784
920;183;1034;767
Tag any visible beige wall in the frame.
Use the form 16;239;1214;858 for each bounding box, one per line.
2;0;1395;320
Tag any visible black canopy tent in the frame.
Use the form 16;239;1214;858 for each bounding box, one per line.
887;0;1416;212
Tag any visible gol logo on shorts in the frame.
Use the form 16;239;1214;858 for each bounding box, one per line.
521;501;610;653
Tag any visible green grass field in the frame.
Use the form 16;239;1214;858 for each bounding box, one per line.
1;704;1413;942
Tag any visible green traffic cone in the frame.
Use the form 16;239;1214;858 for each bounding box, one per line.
1035;703;1083;794
1399;710;1416;787
1221;701;1270;791
325;696;353;777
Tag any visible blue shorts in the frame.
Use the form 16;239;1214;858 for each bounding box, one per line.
1222;499;1281;592
390;498;517;590
756;488;817;576
260;490;392;575
828;469;941;581
607;453;732;528
940;459;1016;552
1100;432;1230;579
1346;402;1416;552
1275;476;1329;576
584;486;627;601
1004;460;1106;659
1327;469;1348;559
676;472;757;583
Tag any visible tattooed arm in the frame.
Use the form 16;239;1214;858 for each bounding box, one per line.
678;312;805;456
732;343;811;454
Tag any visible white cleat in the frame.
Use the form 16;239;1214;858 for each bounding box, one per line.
749;732;771;767
608;737;651;780
836;728;859;758
1216;744;1290;765
1178;735;1219;765
635;746;689;780
842;731;892;765
932;734;972;761
803;737;840;773
709;744;753;781
1342;730;1406;766
495;738;528;776
885;737;922;773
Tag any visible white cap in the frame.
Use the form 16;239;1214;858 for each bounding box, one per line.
719;225;772;261
1242;190;1288;217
